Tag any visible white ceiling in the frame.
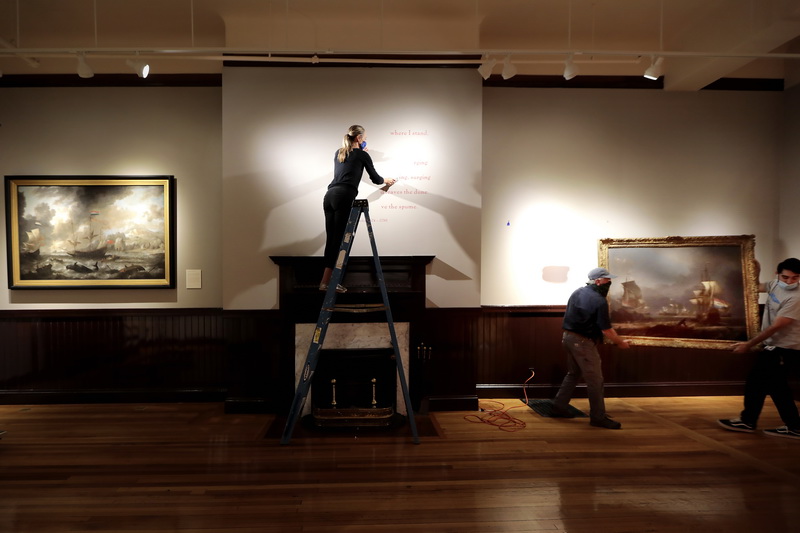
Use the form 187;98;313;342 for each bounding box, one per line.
2;0;800;90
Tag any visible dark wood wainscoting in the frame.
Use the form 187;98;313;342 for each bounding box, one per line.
0;306;766;411
416;307;758;408
0;309;284;409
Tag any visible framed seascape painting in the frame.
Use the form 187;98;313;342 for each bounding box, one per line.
5;175;176;289
598;235;759;349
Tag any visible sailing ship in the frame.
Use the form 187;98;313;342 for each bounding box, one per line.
67;211;108;260
22;225;43;260
659;301;689;316
620;279;646;311
689;265;730;324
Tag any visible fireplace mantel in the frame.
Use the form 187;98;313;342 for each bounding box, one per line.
270;255;434;324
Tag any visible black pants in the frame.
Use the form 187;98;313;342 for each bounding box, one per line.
741;347;800;430
322;185;357;269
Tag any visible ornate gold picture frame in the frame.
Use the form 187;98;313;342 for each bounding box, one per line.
5;175;175;289
599;235;759;349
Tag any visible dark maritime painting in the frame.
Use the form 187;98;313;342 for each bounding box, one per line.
5;176;175;289
599;235;759;350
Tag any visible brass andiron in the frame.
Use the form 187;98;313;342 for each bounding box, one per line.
312;373;394;427
417;343;432;360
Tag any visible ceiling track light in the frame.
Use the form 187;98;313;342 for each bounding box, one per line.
643;56;664;80
76;53;93;78
563;54;579;80
126;54;150;78
477;54;496;80
501;55;517;80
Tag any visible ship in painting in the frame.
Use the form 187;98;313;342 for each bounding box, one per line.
620;279;646;312
659;300;689;316
21;225;44;260
689;266;730;325
67;211;109;260
610;277;650;323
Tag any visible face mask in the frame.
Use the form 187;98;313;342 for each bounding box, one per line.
360;141;367;150
777;280;799;290
590;281;611;297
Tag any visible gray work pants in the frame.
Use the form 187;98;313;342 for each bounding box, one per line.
553;330;607;422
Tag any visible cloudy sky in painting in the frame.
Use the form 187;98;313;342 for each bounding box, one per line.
17;184;165;254
607;245;745;315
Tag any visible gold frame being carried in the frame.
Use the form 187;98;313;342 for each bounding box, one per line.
598;235;759;350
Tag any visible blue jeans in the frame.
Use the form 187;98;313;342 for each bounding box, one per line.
554;330;608;422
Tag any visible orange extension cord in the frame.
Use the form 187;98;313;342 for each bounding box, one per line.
463;369;535;432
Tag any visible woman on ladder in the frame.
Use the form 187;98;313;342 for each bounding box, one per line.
320;124;396;293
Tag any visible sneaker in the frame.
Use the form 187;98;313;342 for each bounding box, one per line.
319;283;347;293
717;418;755;433
763;426;800;440
590;415;621;429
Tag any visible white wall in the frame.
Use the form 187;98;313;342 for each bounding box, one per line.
221;67;483;310
482;88;782;305
777;85;800;266
0;87;223;309
0;77;793;311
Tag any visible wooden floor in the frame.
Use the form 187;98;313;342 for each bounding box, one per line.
0;396;798;532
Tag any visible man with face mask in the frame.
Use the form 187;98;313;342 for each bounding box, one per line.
552;267;631;429
718;257;800;439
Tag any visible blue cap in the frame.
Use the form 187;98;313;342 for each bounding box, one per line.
588;267;616;280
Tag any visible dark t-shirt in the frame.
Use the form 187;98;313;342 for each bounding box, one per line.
562;284;612;341
328;148;385;191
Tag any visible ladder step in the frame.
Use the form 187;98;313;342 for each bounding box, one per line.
325;303;387;313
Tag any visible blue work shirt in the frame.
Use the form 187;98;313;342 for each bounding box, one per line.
562;284;612;342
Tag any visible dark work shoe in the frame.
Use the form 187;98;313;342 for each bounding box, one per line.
762;426;800;440
550;405;576;418
717;418;755;433
590;416;621;429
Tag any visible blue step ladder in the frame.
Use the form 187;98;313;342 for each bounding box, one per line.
280;199;420;445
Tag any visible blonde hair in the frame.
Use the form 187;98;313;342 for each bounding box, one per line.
337;124;365;163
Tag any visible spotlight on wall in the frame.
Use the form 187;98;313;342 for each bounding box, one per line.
477;55;496;80
563;54;579;80
76;53;94;78
501;55;517;80
126;57;150;78
643;56;664;80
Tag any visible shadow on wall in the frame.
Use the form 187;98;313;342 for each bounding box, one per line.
223;169;327;308
225;164;482;308
363;175;482;268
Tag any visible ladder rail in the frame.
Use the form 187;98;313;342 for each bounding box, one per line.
364;214;420;444
279;202;363;444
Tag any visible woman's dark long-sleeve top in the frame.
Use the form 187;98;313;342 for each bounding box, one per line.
328;148;385;190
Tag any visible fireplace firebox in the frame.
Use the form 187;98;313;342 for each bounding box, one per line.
311;347;397;427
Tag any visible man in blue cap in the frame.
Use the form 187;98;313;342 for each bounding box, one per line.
552;267;631;429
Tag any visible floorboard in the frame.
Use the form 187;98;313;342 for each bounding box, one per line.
0;396;798;532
